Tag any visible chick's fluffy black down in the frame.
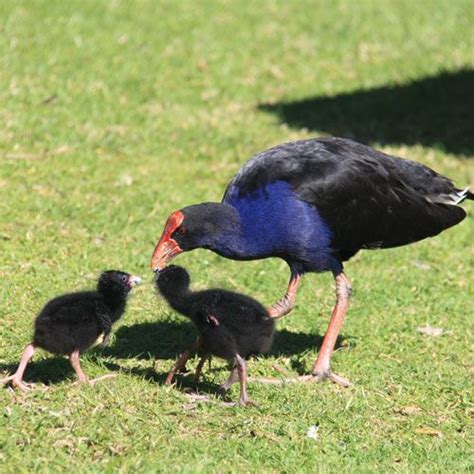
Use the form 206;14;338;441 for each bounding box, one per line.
191;289;274;360
34;292;110;355
157;266;275;361
33;270;133;355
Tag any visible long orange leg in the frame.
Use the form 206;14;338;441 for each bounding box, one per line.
268;269;302;319
304;271;352;387
0;343;36;392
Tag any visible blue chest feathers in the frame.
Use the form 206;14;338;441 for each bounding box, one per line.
224;181;338;272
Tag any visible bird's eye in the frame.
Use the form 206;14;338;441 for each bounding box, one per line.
176;226;187;236
121;275;128;282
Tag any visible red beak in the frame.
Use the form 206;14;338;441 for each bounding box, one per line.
150;211;184;272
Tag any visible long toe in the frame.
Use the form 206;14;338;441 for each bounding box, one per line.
238;397;259;408
248;376;283;385
12;379;33;392
327;371;351;387
298;371;351;387
88;374;117;386
0;375;15;384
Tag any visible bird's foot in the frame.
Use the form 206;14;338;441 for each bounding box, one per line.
237;396;259;408
217;385;231;400
0;375;35;392
0;374;14;385
14;380;36;392
299;370;351;388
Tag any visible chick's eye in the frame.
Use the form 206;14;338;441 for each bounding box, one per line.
121;275;128;282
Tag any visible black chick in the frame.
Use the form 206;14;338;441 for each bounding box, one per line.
0;270;140;391
156;265;275;406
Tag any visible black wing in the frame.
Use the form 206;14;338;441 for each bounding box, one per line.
224;137;467;260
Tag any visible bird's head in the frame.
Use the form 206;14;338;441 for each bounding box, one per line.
150;203;240;272
98;270;141;296
155;265;191;296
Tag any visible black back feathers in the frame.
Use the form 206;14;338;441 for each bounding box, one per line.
224;137;470;261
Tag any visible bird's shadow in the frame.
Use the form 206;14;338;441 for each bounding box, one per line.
0;320;352;389
0;358;77;386
102;320;352;382
102;320;341;361
102;320;197;360
259;68;474;157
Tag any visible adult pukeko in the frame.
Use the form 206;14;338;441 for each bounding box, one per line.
150;137;472;386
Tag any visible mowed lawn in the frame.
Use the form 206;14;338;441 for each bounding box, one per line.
1;0;473;471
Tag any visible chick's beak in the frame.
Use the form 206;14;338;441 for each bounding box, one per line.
128;275;142;287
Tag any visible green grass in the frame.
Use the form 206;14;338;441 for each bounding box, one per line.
1;0;473;471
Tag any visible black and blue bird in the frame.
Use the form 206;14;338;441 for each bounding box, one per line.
151;137;473;386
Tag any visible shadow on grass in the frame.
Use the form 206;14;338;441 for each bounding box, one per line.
102;321;351;382
102;320;197;360
259;68;474;156
0;357;75;385
103;326;351;398
0;321;351;389
103;320;340;361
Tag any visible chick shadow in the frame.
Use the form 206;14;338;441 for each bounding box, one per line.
0;358;76;386
97;320;224;395
101;321;353;389
259;68;474;157
102;320;197;361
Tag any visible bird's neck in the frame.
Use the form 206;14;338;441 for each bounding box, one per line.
195;202;251;259
160;286;193;316
101;292;127;321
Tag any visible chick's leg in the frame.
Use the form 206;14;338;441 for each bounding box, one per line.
165;338;201;385
69;349;88;383
193;354;209;383
220;366;239;393
236;354;257;407
0;343;36;392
